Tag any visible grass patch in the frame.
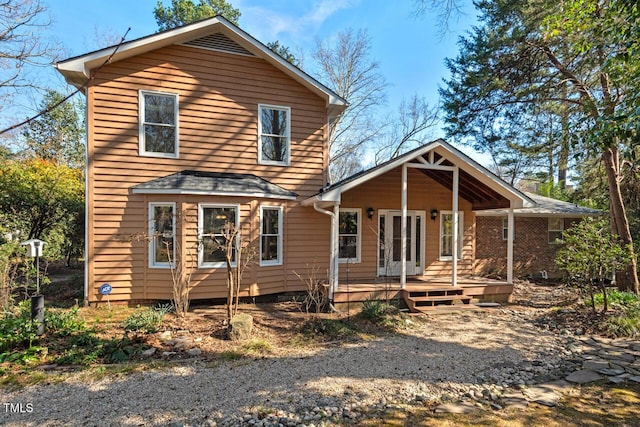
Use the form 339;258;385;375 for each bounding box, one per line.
241;338;272;355
219;350;244;360
122;304;171;335
606;307;640;338
299;317;361;341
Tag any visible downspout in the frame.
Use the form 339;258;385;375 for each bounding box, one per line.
313;200;339;301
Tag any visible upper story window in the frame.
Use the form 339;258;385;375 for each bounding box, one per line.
199;204;239;268
149;202;175;268
140;90;179;158
260;206;283;266
338;209;361;262
258;104;290;166
548;217;564;244
440;211;464;260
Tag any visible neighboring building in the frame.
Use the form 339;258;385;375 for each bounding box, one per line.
55;16;553;309
475;193;602;279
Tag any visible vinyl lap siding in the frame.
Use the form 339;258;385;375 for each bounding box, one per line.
86;44;329;303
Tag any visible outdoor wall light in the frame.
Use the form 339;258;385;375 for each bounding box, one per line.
430;209;438;221
367;207;375;219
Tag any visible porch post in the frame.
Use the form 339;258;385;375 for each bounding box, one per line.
452;166;459;287
332;202;340;294
507;207;514;284
401;164;408;289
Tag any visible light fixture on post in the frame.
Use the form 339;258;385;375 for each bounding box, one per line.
367;207;375;220
430;209;438;221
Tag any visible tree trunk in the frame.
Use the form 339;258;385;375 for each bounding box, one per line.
602;146;640;294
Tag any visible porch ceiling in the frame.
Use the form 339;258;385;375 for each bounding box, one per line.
417;153;510;210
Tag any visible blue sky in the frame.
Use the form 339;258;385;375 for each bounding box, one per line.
39;0;483;160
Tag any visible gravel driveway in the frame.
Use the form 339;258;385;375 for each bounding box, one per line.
0;308;571;426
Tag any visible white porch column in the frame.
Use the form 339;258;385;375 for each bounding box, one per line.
332;202;340;294
452;166;459;287
507;208;514;284
401;164;408;289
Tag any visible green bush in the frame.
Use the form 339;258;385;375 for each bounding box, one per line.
359;299;396;321
0;301;39;353
45;307;87;336
122;305;171;334
593;290;640;308
607;309;640;338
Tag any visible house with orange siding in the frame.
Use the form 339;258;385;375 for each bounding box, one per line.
55;16;547;311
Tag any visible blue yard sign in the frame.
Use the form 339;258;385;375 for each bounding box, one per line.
99;283;112;295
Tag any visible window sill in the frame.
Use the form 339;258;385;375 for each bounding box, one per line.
140;151;178;159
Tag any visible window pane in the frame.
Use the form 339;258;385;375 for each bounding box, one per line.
144;125;175;153
261;108;287;136
339;212;358;234
261;136;287;162
145;94;175;125
201;236;228;263
153;205;173;264
261;236;279;261
262;208;279;234
339;236;357;259
203;207;236;234
549;231;563;244
549;218;563;230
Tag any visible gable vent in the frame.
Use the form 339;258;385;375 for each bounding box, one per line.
182;32;255;56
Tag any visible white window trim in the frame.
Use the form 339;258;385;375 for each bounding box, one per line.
338;208;361;263
548;217;564;244
259;205;283;266
198;203;240;268
439;210;464;261
139;90;179;158
257;104;291;166
148;202;176;269
502;217;509;241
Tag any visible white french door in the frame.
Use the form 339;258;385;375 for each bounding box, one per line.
378;210;425;276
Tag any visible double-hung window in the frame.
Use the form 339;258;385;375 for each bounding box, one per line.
260;206;283;266
149;203;175;268
258;104;290;165
440;211;464;260
140;90;179;157
338;209;361;262
199;204;239;268
548;218;564;244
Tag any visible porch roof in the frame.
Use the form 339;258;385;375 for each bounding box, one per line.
131;170;298;200
476;192;603;217
303;139;533;210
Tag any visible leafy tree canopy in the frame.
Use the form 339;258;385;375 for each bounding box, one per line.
0;158;84;241
22;90;85;169
441;0;640;293
153;0;241;31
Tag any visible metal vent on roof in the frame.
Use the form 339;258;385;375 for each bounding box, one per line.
182;32;254;56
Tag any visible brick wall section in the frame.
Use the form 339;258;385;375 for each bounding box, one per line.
475;217;575;278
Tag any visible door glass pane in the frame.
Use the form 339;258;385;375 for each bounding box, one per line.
379;214;385;268
415;216;421;267
392;215;412;262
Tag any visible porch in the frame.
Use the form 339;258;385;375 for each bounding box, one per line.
332;276;513;312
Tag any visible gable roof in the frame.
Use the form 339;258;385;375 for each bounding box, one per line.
54;16;347;115
303;139;534;210
476;192;603;217
132;170;297;200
